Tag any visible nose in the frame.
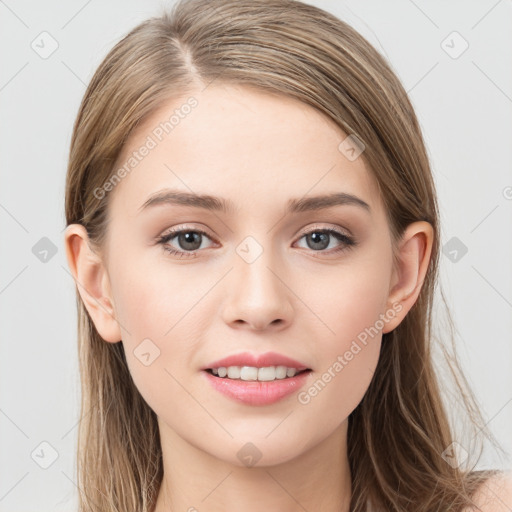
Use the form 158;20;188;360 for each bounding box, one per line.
221;247;293;331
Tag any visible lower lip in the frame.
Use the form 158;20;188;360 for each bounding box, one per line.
202;370;312;406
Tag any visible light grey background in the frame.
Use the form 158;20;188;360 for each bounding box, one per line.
1;0;511;510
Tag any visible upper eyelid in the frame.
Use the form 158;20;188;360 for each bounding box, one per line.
297;223;352;237
158;224;353;250
159;225;217;242
160;223;351;240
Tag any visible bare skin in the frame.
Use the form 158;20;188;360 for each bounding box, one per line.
64;83;434;511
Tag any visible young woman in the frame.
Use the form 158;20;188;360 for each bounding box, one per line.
63;0;511;510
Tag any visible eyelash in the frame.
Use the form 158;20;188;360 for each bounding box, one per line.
156;225;357;259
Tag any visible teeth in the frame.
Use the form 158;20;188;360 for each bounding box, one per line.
227;366;241;379
241;366;259;380
210;365;303;381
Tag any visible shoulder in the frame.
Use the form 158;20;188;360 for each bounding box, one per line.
466;470;512;512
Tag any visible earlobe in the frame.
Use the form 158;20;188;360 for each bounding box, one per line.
382;221;434;334
63;224;122;343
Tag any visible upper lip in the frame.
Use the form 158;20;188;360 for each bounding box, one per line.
203;351;311;371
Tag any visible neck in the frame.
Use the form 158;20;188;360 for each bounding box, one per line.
153;419;352;512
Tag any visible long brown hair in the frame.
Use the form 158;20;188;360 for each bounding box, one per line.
64;0;503;510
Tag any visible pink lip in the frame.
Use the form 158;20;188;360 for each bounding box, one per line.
201;351;312;406
202;369;311;406
203;351;310;371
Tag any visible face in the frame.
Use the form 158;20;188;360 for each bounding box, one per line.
91;84;399;466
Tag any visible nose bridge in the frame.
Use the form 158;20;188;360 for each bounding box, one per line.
222;235;293;329
238;247;278;296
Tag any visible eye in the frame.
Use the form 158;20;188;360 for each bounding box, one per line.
294;226;356;255
156;226;216;258
156;224;357;259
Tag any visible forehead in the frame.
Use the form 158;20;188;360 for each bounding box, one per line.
107;83;383;219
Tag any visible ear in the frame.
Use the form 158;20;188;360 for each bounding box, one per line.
64;224;122;343
382;221;434;334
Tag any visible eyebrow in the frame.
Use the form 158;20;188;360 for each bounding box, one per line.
138;189;371;215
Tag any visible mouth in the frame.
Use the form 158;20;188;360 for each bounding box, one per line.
202;351;312;376
202;366;313;406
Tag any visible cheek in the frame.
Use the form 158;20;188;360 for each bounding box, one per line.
111;249;211;344
293;249;392;417
297;251;392;348
292;290;386;441
107;257;217;407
